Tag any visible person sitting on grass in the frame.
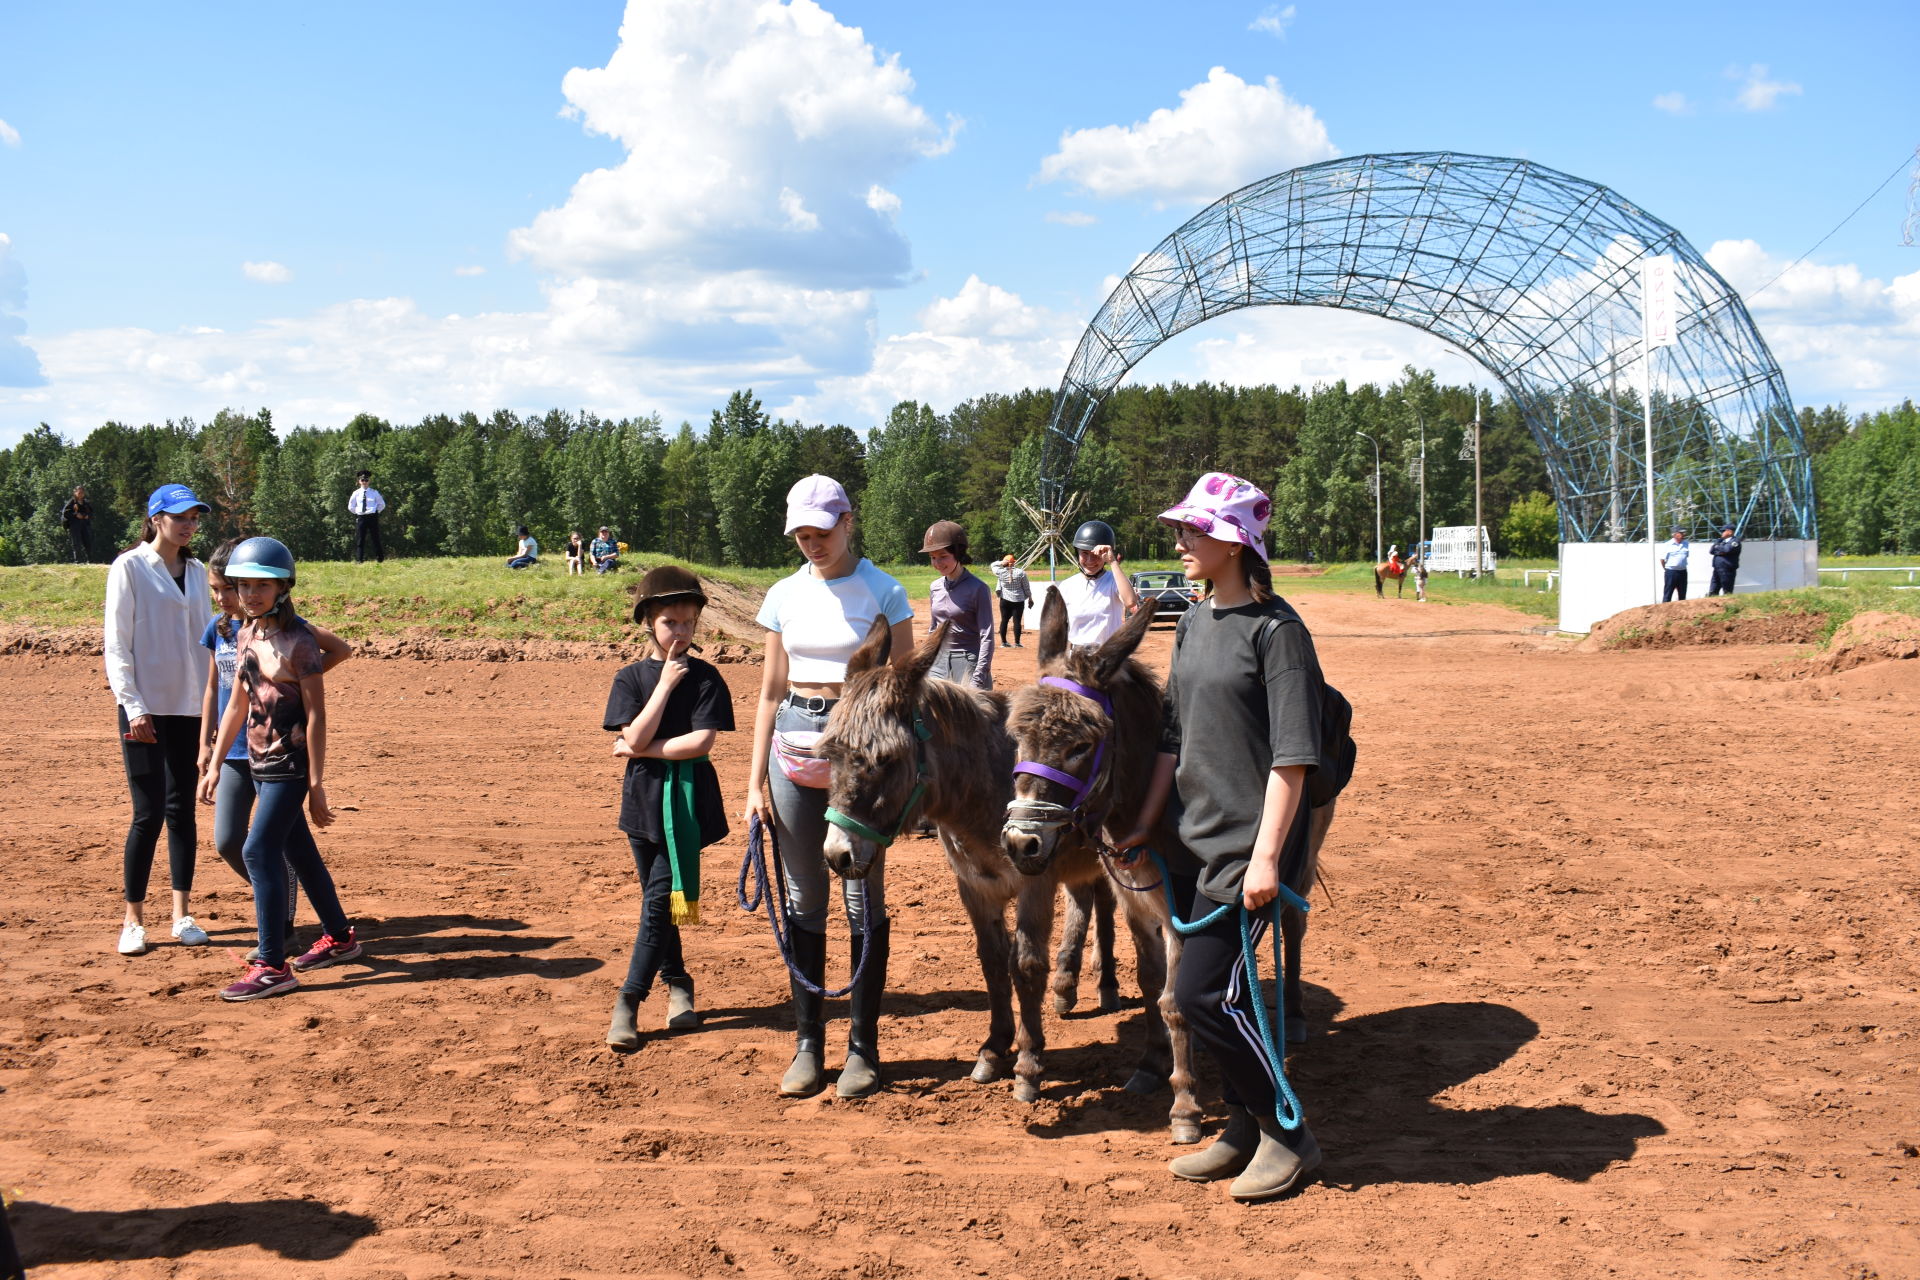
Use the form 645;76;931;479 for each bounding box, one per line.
565;531;586;576
592;527;620;574
508;526;539;571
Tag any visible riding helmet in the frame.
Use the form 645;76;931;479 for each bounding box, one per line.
920;520;969;560
631;564;709;623
1071;519;1116;552
225;536;296;580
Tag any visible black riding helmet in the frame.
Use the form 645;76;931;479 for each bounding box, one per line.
1071;519;1116;552
631;564;709;624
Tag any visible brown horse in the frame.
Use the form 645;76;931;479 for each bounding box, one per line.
1003;592;1204;1143
1374;551;1426;599
817;619;1139;1110
1007;589;1338;1060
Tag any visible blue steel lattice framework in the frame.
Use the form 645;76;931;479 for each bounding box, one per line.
1040;152;1814;546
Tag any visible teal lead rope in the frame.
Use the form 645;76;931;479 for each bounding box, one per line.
1148;848;1311;1132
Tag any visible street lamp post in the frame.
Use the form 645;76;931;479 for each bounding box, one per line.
1355;430;1382;566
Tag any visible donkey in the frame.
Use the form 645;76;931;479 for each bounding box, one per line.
1006;590;1338;1070
1003;592;1205;1143
817;618;1159;1125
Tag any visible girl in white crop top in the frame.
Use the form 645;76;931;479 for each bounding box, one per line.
744;474;915;1102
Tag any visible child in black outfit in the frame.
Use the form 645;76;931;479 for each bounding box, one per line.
602;565;735;1051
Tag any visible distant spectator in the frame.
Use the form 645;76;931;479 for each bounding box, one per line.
348;470;387;564
1660;528;1690;602
508;526;540;571
60;484;94;562
592;527;620;574
990;553;1031;648
565;531;586;576
1707;525;1741;597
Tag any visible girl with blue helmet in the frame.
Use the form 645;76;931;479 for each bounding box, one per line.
197;536;365;1000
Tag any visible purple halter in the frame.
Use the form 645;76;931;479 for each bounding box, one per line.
1012;676;1113;811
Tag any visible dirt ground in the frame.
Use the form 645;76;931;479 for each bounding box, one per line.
4;590;1918;1280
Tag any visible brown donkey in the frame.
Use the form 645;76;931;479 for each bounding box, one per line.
1004;591;1340;1127
816;618;1141;1115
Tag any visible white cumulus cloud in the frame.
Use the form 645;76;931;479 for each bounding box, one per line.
1045;210;1096;227
1730;64;1802;111
0;118;20;148
784;276;1081;424
242;260;293;284
1035;67;1337;206
453;264;487;277
2;0;958;441
1707;238;1920;407
0;233;47;388
1248;4;1296;37
1652;91;1692;115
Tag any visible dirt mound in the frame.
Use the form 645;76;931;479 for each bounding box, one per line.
0;623;761;665
1755;610;1920;681
1578;597;1827;651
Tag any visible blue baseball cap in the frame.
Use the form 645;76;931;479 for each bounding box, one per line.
146;484;209;517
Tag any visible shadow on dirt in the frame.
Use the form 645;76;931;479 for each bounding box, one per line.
12;1197;377;1265
1020;994;1665;1184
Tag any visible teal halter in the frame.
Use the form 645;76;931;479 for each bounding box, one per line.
824;709;932;850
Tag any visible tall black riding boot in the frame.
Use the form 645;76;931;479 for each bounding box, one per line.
780;921;828;1097
837;919;890;1098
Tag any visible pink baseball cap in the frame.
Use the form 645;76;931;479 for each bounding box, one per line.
784;474;852;534
1157;471;1272;560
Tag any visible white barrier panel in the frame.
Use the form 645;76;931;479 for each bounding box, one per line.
1557;540;1818;634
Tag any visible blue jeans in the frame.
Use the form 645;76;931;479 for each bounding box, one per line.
769;699;884;934
243;778;352;968
507;555;536;570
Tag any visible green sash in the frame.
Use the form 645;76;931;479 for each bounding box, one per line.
662;755;708;925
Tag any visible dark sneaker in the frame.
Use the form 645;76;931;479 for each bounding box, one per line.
220;964;298;1002
289;929;362;972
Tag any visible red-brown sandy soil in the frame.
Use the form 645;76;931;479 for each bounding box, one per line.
4;591;1918;1279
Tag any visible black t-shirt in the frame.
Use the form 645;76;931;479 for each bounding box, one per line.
602;656;735;846
1161;597;1325;905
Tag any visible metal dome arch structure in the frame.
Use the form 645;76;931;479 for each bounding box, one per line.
1039;151;1814;547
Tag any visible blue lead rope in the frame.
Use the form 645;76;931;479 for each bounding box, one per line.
1149;848;1311;1132
737;811;871;999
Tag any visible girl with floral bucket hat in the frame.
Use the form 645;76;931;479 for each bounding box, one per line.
1113;471;1338;1201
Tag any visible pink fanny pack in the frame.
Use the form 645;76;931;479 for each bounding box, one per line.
773;730;831;789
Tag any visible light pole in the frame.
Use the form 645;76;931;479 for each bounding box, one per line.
1355;430;1381;566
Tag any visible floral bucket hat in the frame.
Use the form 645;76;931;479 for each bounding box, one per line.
1157;471;1271;561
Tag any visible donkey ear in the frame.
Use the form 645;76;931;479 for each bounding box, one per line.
1091;596;1155;686
1037;586;1068;666
907;620;948;684
846;613;893;676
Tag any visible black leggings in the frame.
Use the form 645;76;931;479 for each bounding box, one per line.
998;596;1024;644
118;708;200;902
622;835;690;997
1172;872;1288;1117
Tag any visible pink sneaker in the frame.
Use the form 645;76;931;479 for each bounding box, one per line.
220;963;298;1002
289;928;362;972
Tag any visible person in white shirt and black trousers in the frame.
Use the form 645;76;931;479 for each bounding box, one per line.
349;470;386;563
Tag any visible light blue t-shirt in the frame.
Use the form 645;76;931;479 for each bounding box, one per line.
199;616;250;761
1661;540;1690;570
756;558;913;683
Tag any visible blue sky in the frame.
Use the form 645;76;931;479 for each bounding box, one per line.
1;0;1915;445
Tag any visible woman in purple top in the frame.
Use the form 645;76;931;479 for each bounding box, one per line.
920;521;996;690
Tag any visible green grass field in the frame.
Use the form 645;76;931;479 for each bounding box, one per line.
4;551;1914;642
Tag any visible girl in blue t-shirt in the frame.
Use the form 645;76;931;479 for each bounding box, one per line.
745;474;915;1100
196;539;353;930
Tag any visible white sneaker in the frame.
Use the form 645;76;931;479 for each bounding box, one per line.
117;922;149;955
171;916;210;946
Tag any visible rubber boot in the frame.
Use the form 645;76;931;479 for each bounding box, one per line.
606;990;642;1053
836;919;890;1098
779;922;828;1097
664;976;700;1030
1228;1115;1322;1202
1168;1105;1257;1182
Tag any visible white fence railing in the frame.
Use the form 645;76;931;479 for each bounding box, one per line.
1818;566;1920;585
